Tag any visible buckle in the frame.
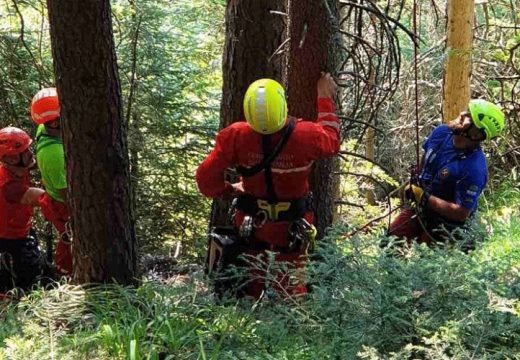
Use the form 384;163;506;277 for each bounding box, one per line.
239;216;253;238
253;210;268;228
256;200;291;220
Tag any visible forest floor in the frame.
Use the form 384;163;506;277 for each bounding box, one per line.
0;181;518;360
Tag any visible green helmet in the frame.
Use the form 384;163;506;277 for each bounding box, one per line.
468;99;505;140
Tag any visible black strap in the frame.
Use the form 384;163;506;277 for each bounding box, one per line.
237;118;295;204
35;131;56;142
236;118;296;178
262;134;277;202
235;194;308;221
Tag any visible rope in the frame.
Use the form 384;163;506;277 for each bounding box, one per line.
410;0;437;242
413;0;420;168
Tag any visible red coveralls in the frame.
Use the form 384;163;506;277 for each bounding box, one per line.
196;97;340;298
0;167;32;239
38;194;71;275
0;166;43;291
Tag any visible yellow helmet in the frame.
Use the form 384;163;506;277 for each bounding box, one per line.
243;79;288;134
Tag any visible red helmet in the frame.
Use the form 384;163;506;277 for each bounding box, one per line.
31;87;60;124
0;127;32;157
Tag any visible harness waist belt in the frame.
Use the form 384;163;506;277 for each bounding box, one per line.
235;195;308;221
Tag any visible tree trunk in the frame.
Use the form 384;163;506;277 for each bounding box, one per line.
365;56;377;206
443;0;475;123
365;124;376;205
284;0;341;239
47;0;137;284
211;0;287;227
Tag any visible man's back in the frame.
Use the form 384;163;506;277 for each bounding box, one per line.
35;124;66;203
196;97;339;200
0;166;32;239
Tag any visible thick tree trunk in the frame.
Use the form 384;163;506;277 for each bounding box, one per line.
443;0;475;123
47;0;137;284
284;0;341;239
211;0;286;227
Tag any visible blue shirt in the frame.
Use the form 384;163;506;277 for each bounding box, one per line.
419;125;487;213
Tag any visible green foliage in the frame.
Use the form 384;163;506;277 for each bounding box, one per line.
0;0;225;258
112;0;224;256
0;1;54;130
0;3;518;357
0;184;518;359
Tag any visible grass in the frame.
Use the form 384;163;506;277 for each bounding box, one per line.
0;184;518;359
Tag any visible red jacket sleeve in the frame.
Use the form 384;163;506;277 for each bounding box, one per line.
196;127;235;198
312;97;340;158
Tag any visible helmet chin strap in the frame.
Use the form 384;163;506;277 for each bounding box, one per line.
454;129;471;139
11;151;36;170
454;122;485;142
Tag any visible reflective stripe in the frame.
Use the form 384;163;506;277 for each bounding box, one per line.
32;88;57;103
255;88;267;132
34;110;59;120
271;161;313;174
318;120;340;130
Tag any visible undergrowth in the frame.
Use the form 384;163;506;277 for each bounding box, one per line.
0;184;518;359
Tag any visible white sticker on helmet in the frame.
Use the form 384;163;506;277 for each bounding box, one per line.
256;87;267;132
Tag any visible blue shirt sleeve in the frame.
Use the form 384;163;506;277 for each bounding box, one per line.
454;153;487;211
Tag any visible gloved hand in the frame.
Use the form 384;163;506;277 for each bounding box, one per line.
406;183;430;207
222;181;245;200
411;184;424;203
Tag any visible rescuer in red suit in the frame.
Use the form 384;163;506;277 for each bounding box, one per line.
197;73;339;299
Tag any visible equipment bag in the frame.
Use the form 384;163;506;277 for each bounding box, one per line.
205;227;250;298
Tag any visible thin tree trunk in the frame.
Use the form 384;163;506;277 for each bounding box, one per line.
47;0;137;284
443;0;475;123
365;54;377;206
211;0;287;227
284;0;341;239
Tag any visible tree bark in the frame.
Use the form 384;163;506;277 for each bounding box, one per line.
211;0;287;227
284;0;341;239
47;0;137;284
443;0;475;123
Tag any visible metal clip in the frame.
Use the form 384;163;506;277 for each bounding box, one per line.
253;210;268;228
239;215;253;238
288;219;317;253
63;221;74;243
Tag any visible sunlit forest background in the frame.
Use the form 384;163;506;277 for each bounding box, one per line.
0;0;518;358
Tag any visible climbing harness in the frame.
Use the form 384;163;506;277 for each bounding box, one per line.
288;218;317;253
234;117;314;251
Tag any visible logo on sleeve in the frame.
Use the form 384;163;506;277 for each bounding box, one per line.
466;185;479;196
440;167;449;179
